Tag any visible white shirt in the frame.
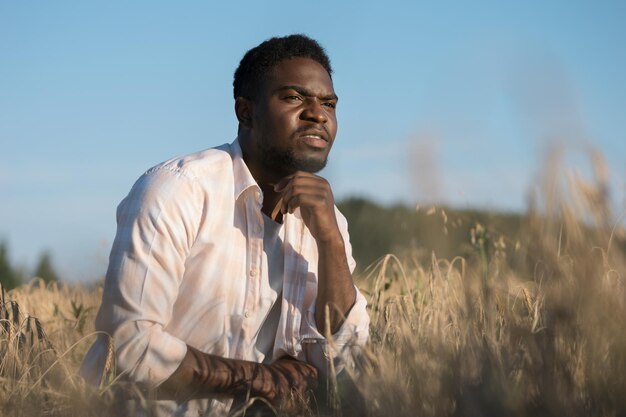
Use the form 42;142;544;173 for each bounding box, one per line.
81;138;369;416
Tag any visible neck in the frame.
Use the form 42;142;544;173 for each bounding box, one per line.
239;133;285;221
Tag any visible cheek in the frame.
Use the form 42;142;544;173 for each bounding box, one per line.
267;108;294;128
328;116;338;137
259;114;286;135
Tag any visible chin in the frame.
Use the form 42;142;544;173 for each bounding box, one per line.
261;146;328;175
293;156;327;173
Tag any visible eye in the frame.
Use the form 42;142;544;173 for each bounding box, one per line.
322;101;337;109
284;95;303;102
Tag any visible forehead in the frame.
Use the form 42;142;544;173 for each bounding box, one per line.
263;57;334;95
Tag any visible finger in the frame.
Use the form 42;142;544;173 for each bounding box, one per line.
284;193;326;215
279;184;326;214
274;172;326;192
281;186;328;215
278;176;328;197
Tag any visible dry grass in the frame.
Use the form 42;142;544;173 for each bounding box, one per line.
0;281;117;417
347;151;626;417
2;154;625;416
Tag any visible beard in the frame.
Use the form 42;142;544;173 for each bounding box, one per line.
257;141;328;176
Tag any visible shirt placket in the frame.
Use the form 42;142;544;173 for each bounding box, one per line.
236;188;264;359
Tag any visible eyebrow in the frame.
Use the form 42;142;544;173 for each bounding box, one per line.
275;85;339;102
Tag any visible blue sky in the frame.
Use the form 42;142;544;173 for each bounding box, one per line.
1;1;625;281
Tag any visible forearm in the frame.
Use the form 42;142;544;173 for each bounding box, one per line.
315;233;357;334
158;345;263;399
158;345;317;402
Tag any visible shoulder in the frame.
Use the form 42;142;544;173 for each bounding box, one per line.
119;142;236;215
145;142;235;182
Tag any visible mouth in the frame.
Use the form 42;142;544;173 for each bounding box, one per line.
298;130;329;149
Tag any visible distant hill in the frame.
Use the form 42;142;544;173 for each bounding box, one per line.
339;196;626;277
338;197;526;271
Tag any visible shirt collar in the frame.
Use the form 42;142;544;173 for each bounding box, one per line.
230;137;261;201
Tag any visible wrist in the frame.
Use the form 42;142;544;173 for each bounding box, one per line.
250;362;275;400
315;228;344;247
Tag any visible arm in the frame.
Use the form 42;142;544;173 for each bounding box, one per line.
159;345;317;403
275;172;356;333
95;168;198;385
314;223;356;333
96;168;317;403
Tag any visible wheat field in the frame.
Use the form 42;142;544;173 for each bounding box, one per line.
2;161;625;416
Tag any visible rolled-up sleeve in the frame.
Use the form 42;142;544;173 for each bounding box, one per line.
300;208;370;375
88;167;202;387
301;288;369;376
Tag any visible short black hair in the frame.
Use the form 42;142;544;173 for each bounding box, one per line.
233;34;332;100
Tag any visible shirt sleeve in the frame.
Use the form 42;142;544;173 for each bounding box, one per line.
300;207;370;376
92;166;203;387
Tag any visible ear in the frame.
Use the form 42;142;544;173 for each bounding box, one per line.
235;97;254;129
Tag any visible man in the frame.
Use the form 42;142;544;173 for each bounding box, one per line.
81;34;369;416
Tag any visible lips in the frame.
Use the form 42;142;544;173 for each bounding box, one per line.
298;129;329;149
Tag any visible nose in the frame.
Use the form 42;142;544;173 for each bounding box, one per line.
301;98;327;124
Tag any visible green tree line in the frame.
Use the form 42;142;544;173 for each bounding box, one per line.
338;197;626;275
0;241;59;289
338;197;525;271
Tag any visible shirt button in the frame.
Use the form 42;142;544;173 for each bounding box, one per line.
244;310;251;318
254;225;262;234
250;268;258;276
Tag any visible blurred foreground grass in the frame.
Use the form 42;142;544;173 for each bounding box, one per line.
1;159;625;416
